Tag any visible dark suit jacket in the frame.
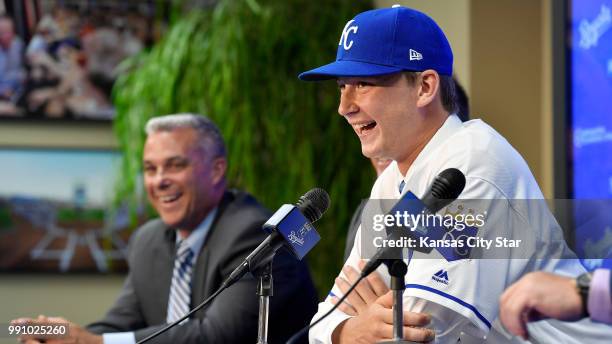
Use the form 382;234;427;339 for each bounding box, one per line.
343;200;366;262
87;190;318;343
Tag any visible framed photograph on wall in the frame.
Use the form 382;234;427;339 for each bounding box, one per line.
0;147;143;272
0;0;161;120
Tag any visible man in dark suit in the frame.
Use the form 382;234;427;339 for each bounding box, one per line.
13;113;318;344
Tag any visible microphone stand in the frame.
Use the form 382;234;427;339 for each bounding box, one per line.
380;259;419;344
254;261;273;344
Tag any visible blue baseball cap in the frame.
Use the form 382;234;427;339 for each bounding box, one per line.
298;6;453;81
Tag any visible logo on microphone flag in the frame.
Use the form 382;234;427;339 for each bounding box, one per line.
264;204;320;259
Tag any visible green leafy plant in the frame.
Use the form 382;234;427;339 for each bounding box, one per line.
113;0;373;295
0;205;12;231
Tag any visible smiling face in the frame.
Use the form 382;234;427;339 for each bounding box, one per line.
143;127;226;232
337;73;421;161
337;72;446;174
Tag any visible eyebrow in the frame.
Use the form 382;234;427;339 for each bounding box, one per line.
337;75;391;83
143;155;188;164
165;156;188;163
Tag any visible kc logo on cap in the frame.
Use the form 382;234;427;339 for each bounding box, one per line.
339;20;358;50
299;6;453;81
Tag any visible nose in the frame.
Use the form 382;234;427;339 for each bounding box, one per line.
149;169;171;190
338;85;359;117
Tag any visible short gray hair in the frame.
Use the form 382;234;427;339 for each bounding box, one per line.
145;113;226;158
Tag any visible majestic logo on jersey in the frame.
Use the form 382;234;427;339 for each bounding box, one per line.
432;269;449;285
339;20;359;50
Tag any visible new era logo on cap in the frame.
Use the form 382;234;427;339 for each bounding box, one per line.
409;49;423;61
299;6;453;81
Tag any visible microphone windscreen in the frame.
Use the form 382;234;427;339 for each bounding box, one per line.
296;188;330;223
433;168;466;199
423;168;466;213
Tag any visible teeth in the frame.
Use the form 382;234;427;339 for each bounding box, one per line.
354;121;375;129
352;121;376;134
160;195;180;203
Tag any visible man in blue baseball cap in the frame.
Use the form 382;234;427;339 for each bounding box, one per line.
300;5;607;344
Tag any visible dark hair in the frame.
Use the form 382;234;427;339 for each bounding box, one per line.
453;76;470;122
404;71;457;115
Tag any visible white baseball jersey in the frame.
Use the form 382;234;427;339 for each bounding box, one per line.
309;115;610;343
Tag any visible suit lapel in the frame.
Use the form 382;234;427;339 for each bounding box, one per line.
191;245;210;313
191;191;233;318
154;225;177;322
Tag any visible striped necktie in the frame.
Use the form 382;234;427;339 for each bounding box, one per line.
399;180;406;194
167;240;194;324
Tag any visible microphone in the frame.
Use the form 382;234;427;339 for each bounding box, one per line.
360;168;466;277
223;188;330;288
287;170;466;344
420;167;467;214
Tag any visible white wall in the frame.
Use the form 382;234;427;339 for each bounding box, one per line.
376;0;472;93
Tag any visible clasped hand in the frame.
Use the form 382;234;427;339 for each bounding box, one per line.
330;260;435;343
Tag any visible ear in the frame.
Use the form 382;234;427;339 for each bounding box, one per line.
211;157;227;185
416;70;440;108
